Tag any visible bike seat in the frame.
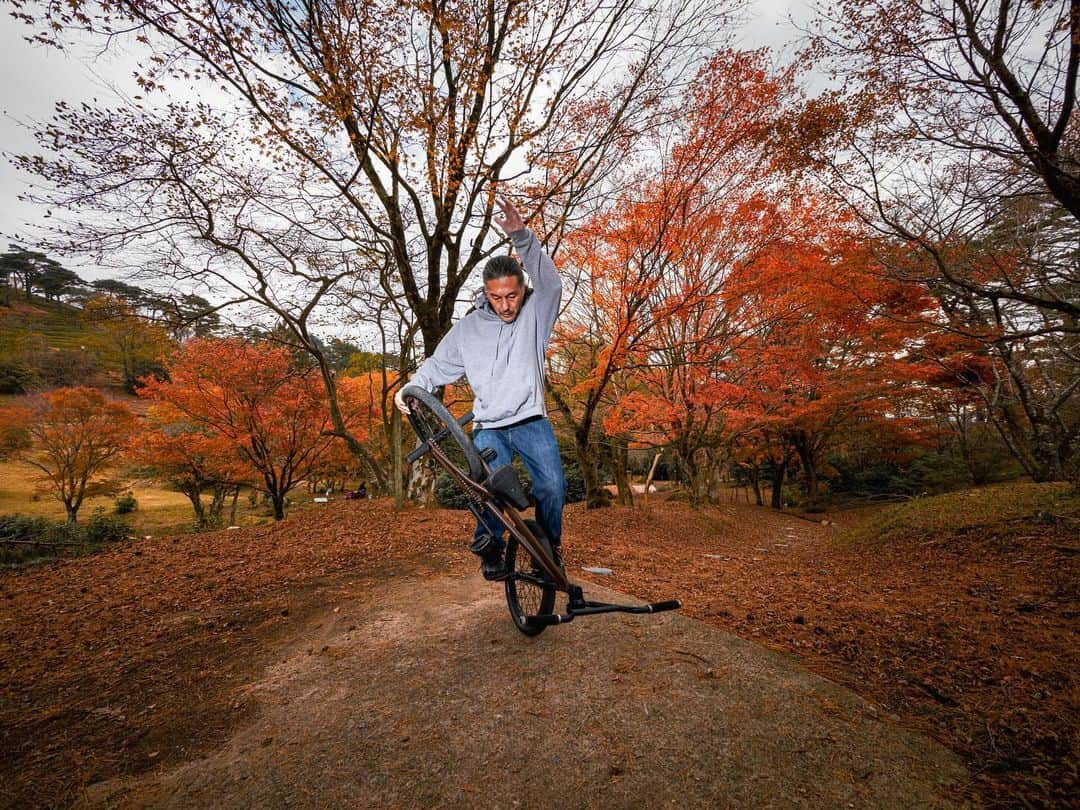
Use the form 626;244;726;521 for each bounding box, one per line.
486;464;530;510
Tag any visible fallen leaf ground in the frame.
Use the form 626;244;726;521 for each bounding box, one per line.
1;486;1077;808
571;487;1079;808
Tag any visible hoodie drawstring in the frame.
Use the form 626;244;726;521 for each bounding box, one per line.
491;322;504;376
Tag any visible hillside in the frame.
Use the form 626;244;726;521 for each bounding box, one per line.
0;297;95;353
0;295;125;390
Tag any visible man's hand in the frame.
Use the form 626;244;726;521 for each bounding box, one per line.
493;196;525;234
393;386;411;416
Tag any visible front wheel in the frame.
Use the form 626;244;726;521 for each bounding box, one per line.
504;519;557;636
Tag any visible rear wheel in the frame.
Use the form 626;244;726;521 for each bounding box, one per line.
504;519;557;636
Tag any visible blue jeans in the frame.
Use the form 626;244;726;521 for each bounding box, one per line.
472;416;565;550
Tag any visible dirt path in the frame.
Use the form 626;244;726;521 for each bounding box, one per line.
83;572;967;809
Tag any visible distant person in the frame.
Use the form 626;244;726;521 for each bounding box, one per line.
395;197;566;580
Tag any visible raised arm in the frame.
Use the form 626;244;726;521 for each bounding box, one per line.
495;197;561;328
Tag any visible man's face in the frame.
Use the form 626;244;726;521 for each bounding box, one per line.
484;276;525;323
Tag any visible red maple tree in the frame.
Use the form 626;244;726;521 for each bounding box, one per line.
138;339;338;520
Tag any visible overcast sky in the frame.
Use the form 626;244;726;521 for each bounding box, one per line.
0;2;815;273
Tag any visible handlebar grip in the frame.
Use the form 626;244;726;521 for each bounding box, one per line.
457;410;474;426
647;600;681;613
524;613;567;628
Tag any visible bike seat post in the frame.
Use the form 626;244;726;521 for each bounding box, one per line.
477;446;498;479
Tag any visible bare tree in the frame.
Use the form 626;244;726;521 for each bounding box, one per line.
16;0;734;345
795;0;1080;480
805;0;1078;217
14;0;737;492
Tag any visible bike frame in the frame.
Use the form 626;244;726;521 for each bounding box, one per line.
404;394;680;628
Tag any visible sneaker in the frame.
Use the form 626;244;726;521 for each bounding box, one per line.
470;534;507;581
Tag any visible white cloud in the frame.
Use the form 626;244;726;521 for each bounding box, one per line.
0;12;152;271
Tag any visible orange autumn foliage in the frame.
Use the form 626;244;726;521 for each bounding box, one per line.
550;49;800;506
0;387;137;523
138;339;338;520
128;407;252;527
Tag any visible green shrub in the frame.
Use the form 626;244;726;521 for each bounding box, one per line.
114;491;138;514
0;514;54;542
0;360;39;394
826;442;1023;500
562;454;585;504
0;510;131;566
82;508;132;544
434;471;470;509
0;514;71;566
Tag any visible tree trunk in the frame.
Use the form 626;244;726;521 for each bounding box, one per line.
407;461;437;505
990;343;1073;482
682;450;708;507
315;360;388;493
228;486;241;526
270;491;287;521
791;434;823;512
609;438;633;507
642;452;662;509
770;459;788;510
208;484;228;523
576;429;610;509
392;409;404;510
748;464;764;506
804;464;820;509
183;486;206;527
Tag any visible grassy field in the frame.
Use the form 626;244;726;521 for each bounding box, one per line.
0;460;191;536
0;460;293;538
1;297;87;347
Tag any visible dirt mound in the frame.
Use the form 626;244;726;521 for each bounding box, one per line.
83;574;966;808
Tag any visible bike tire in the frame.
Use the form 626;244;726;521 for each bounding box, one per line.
504;519;558;636
401;385;484;482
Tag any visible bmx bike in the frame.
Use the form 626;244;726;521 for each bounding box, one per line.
401;385;681;636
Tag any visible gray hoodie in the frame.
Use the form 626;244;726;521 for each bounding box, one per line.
408;228;561;430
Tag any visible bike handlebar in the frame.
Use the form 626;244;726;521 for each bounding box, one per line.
524;598;682;627
646;600;682;613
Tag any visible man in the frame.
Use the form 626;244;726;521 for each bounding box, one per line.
395;197;566;580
